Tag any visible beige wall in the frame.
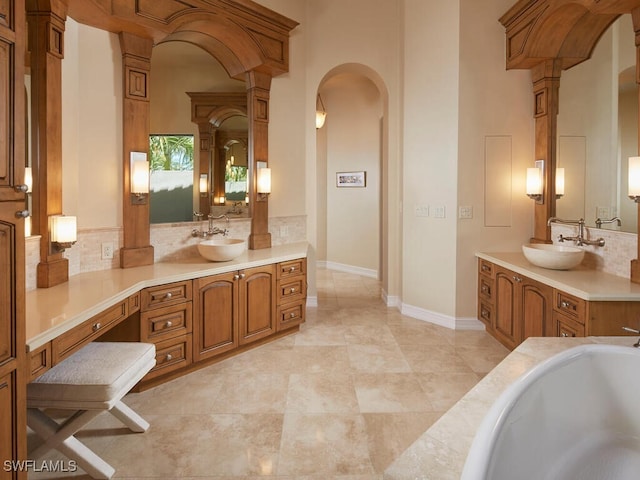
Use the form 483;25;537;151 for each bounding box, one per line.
62;19;122;229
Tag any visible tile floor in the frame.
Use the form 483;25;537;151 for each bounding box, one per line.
28;268;510;479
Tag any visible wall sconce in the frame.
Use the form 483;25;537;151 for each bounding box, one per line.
130;152;149;205
316;94;327;129
199;174;208;198
257;161;271;201
628;156;640;202
526;160;544;204
50;215;77;254
555;167;565;199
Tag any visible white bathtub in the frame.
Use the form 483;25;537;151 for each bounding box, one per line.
461;344;640;480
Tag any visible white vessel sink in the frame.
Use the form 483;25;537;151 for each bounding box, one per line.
522;243;584;270
197;238;246;262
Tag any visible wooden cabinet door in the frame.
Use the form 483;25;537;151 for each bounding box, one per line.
494;266;519;350
238;264;276;345
193;272;238;361
521;279;552;340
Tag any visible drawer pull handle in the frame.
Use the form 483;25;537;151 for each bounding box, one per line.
14;184;29;193
289;287;296;293
165;321;173;328
240;273;246;279
234;274;240;281
92;322;101;331
289;266;296;272
164;292;173;300
560;300;575;310
15;210;30;219
289;312;296;318
165;353;173;362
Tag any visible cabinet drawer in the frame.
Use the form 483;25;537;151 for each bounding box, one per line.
478;276;494;303
144;334;192;380
141;302;192;342
277;258;306;279
141;281;192;311
29;343;52;381
553;290;586;324
277;300;305;331
52;300;129;364
553;312;585;338
478;259;494;278
478;301;493;327
277;277;306;303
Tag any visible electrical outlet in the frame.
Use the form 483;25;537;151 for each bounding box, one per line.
434;206;446;218
414;205;429;217
101;242;114;260
459;206;473;219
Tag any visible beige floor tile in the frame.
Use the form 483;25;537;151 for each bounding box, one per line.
27;268;507;479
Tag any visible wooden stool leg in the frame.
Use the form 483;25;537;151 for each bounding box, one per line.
110;401;149;433
27;409;116;480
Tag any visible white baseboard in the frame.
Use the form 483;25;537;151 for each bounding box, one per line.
318;260;378;279
382;289;400;307
400;303;486;330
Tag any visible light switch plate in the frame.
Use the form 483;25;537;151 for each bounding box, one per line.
459;206;473;219
434;206;446;218
415;205;429;217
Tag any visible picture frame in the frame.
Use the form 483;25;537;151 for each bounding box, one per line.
336;171;366;188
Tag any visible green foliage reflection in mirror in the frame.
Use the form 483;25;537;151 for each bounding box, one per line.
149;134;195;224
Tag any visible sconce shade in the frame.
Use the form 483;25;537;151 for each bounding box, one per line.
25;167;33;193
199;174;208;194
50;215;77;244
629;157;640;199
555;167;565;197
526;167;542;196
316;94;327;129
257;167;271;194
316;111;327;129
130;152;149;194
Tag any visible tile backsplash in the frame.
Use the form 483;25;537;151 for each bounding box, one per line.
25;215;307;291
550;224;636;278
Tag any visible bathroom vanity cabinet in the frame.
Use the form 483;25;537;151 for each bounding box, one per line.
26;247;308;391
478;255;640;350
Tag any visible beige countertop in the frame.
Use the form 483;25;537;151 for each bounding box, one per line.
476;251;640;301
26;242;309;351
383;335;637;480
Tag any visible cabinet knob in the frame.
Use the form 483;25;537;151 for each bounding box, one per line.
233;274;240;281
14;184;29;193
289;266;296;272
240;273;246;279
561;332;569;337
289;287;296;293
92;322;101;331
165;321;173;328
164;292;173;300
512;275;522;283
481;285;489;293
165;353;173;362
15;210;30;219
289;312;296;318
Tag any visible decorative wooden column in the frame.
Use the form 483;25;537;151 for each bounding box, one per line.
119;33;154;268
631;8;640;283
247;71;271;250
28;0;69;288
530;59;562;244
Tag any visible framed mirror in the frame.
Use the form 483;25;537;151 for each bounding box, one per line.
149;41;246;224
556;14;638;233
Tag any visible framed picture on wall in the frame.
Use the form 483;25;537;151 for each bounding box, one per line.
336;171;366;187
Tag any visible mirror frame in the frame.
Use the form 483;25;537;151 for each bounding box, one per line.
28;0;298;282
500;0;640;282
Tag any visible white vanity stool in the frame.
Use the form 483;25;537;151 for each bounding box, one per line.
27;342;156;479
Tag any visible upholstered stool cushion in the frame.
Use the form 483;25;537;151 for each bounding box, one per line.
28;342;156;410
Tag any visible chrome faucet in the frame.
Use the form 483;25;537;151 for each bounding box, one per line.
547;217;605;247
622;327;640;348
595;216;621;229
192;213;229;238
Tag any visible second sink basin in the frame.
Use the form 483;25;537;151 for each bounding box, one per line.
197;238;247;262
522;243;585;270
